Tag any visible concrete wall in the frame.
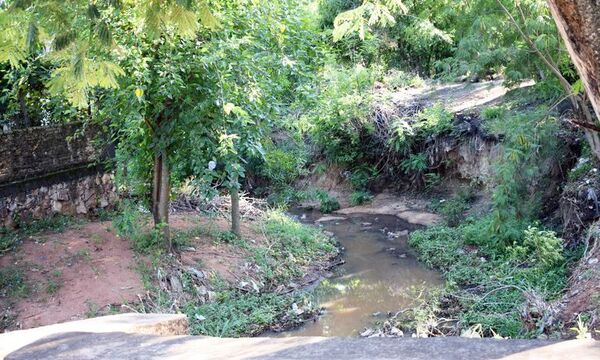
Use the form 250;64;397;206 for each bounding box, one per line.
0;122;116;227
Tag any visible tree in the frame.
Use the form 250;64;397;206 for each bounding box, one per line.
547;0;600;133
492;0;600;160
1;0;218;250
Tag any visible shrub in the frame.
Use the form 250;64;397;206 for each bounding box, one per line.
350;191;373;206
313;191;341;213
259;143;309;188
414;103;454;138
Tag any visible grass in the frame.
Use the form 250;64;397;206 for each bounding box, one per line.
408;217;574;338
127;207;338;338
0;214;80;252
185;291;316;337
0;267;29;299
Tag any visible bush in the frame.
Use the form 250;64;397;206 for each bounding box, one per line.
316;192;341;213
259;143;309;188
350;191;373;206
383;69;424;89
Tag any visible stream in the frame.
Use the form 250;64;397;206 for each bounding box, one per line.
282;211;442;337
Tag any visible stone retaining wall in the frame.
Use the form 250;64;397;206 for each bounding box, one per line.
0;122;116;227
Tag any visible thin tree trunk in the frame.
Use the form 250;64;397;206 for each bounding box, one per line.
158;151;171;250
152;153;161;225
231;187;241;237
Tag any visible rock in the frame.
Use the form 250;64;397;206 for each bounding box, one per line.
169;276;184;294
99;197;109;208
194;314;206;321
197;286;208;296
51;201;62;213
186;267;204;279
360;328;375;337
76;202;88;215
361;222;372;226
315;216;346;223
323;231;335;237
389;327;404;337
588;258;599;265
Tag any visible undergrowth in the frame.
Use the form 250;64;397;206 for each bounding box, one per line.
123;204;338;337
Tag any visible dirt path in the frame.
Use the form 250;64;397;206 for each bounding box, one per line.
391;79;533;113
0;221;144;329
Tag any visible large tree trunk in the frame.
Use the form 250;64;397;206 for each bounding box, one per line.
548;0;600;159
548;0;600;121
230;187;241;237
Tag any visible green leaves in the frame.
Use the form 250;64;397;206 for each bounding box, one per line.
332;0;407;42
199;3;219;30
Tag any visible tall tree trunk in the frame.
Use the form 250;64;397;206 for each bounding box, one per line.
151;151;171;250
158;152;171;250
231;187;241;237
152;153;161;225
548;0;600;159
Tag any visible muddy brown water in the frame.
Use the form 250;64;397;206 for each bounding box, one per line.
282;211;442;337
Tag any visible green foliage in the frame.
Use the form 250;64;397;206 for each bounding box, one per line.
0;214;79;252
256;210;337;284
488;108;560;245
509;226;564;269
431;186;476;226
112;200;163;254
414;103;454;137
409;217;570;338
316;191;341;213
383;68;424;89
481;106;505;121
259;142;309;189
306;62;381;165
400;153;428;174
350;191;373;206
0;267;28;299
349;165;377;190
186;290;314;337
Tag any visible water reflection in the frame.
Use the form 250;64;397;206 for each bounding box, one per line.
282;214;442;337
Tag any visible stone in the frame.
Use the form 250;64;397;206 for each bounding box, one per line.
51;201;62;213
315;216;346;223
56;189;70;201
76;202;88;215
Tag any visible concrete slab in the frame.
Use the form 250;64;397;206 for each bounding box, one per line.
0;313;188;359
4;331;600;360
